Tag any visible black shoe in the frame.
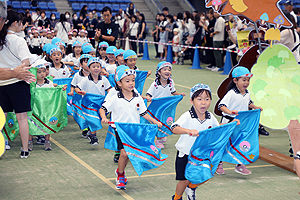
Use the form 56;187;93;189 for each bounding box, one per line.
82;129;89;138
171;195;182;200
259;126;269;136
114;153;120;164
20;150;29;159
289;147;294;157
88;135;99;146
36;135;45;144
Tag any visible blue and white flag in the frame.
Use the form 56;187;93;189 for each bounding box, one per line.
185;122;237;184
222;109;261;165
104;125;118;151
81;93;105;132
135;70;148;94
141;95;183;137
114;122;168;176
72;94;88;130
53;78;73;115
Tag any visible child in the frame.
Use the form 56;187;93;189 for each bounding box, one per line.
30;30;42;55
123;50;152;77
77;29;89;44
172;28;180;64
82;44;96;57
97;41;109;63
72;29;78;38
58;42;75;73
171;83;238;200
99;66;162;190
115;49;125;65
44;31;52;44
75;57;112;146
217;66;263;175
67;31;74;54
158;27;166;61
67;41;82;71
49;46;71;79
146;61;186;148
104;46;118;74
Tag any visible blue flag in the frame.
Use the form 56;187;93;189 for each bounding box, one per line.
141;95;183;137
81;93;105;132
72;94;88;130
53;78;73;115
185;122;237;184
114;122;168;176
104;125;119;151
108;74;116;88
222;109;261;165
135;70;148;94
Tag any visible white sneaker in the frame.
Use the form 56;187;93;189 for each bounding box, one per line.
185;186;197;200
211;67;220;72
5;140;10;150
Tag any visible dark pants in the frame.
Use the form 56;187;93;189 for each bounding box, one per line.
138;36;145;54
130;36;137;53
213;41;224;68
154;36;159;58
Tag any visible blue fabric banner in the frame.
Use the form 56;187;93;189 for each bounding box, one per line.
53;78;73;115
135;70;148;95
185;122;237;184
104;125;119;151
222;109;261;165
81;93;106;132
72;94;88;130
108;74;116;88
114;122;168;176
141;95;183;137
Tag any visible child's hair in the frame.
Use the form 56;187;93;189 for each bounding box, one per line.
228;77;240;91
80;58;88;64
161;27;165;31
191;89;212;100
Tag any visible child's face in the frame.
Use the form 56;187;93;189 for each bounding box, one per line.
117;75;135;92
116;55;124;65
46;68;49;76
99;48;107;58
158;67;171;80
80;32;85;37
190;91;211;115
37;68;46;81
80;58;90;71
107;53;115;61
68;35;72;39
126;58;137;68
72;32;77;37
89;51;96;57
74;46;82;54
33;32;39;37
234;77;250;94
60;46;66;54
174;31;178;35
51;52;62;64
89;63;101;76
47;33;52;38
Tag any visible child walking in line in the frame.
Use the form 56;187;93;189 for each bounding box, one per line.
104;46;118;74
217;66;263;175
115;49;125;65
171;83;238;200
99;66;162;190
75;57;112;146
97;41;109;67
123;49;152;77
48;46;71;79
146;61;185;148
67;41;83;71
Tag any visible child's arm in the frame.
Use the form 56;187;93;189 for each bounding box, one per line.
63;61;74;66
220;119;240;126
142;113;162;127
75;87;86;95
101;68;109;76
172;126;199;137
219;106;239;115
147;70;152;77
99;108;109;124
68;86;75;96
172;91;186;96
141;95;152;102
73;66;80;70
249;103;263;111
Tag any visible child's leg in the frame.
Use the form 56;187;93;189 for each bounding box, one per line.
164;48;167;59
45;134;50;141
89;131;99;146
16;112;29;152
114;151;120;163
44;134;52;151
118;149;128;174
175;180;190;197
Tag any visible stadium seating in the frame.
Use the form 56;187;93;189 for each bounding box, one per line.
38;2;48;10
12;1;22;9
21;2;31;10
48;2;57;10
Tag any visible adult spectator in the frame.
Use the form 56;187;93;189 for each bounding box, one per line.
80;5;88;20
165;14;177;43
49;13;58;30
285;0;297;23
115;14;125;48
84;12;98;47
182;11;196;36
95;7;119;46
175;13;184;44
38;10;50;29
92;9;98;20
193;10;198;19
203;9;216;69
152;14;160;58
129;15;139;53
137;13;146;57
210;11;225;71
162;7;169;16
190;13;204;63
65;11;73;29
55;14;71;44
23;11;33;35
118;8;125;18
293;8;300;32
126;3;137;17
32;8;41;27
122;13;131;48
0;10;32;158
72;13;82;30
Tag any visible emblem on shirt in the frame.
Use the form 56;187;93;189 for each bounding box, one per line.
49;116;58;125
166;117;173;126
239;141;251;152
8;119;14;128
63;71;66;76
102;83;104;87
107;28;112;35
136;103;140;111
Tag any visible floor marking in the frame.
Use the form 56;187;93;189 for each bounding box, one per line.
147;77;217;96
50;138;134;200
106;164;275;181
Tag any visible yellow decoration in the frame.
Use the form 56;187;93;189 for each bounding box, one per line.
229;0;248;12
249;154;255;159
265;28;281;48
0;107;6;157
237;30;250;49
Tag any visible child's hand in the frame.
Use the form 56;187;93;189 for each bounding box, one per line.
154;121;162;128
62;85;67;91
101;117;109;124
67;92;74;96
53;83;58;87
78;90;86;95
50;75;55;78
146;96;152;102
232;119;240;125
147;70;152;77
256;106;263;111
181;92;186;96
188;129;199;137
231;110;239;115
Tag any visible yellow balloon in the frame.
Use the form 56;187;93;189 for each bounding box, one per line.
0;107;6;157
229;0;248;12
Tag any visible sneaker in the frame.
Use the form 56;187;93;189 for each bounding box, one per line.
205;65;213;69
116;176;126;190
88;135;99;146
185;186;196;200
155;140;164;149
218;67;224;71
216;162;225;175
5;140;11;150
114;153;120;164
172;61;176;64
211;67;220;72
115;168;128;185
82;129;89;138
36;135;45;145
161;58;166;61
44;141;52;151
172;195;183;200
235;164;252;175
259;125;269;136
28;141;33;151
161;137;167;143
20;150;29;159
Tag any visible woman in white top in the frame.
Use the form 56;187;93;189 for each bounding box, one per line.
182;11;196;36
129;15;139;53
55;14;71;44
0;10;32;158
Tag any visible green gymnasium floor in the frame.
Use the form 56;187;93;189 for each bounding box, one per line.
0;47;299;200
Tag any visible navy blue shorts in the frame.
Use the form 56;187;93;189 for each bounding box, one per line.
175;151;188;180
0;81;31;113
113;127;124;150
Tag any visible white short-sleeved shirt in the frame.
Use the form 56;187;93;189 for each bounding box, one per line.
61;54;73;67
146;78;176;98
55;22;71;43
36;78;54;88
76;36;88;44
104;85;139;102
104;61;118;74
31;37;41;47
67;53;80;67
102;90;147;123
172;107;219;156
213;16;225;41
129;22;139;36
77;74;111;95
0;33;32;86
71;69;88;87
218;86;252;118
49;63;71;79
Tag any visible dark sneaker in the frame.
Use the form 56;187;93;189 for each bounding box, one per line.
28;141;33;151
88;135;99;146
36;135;45;145
114;153;120;164
82;129;89;138
259;125;269;136
20;150;29;159
44;141;52;151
